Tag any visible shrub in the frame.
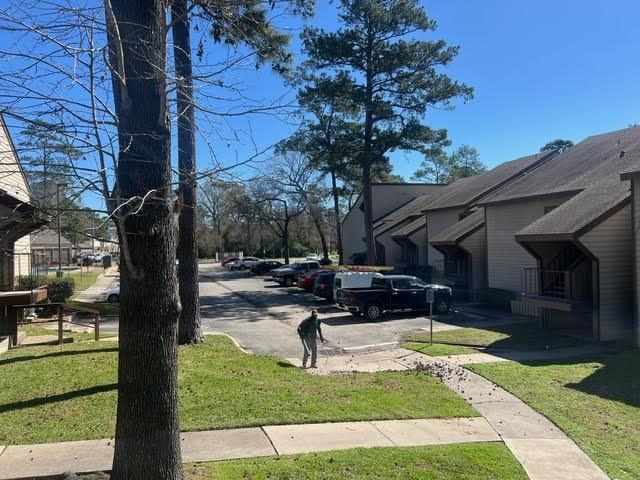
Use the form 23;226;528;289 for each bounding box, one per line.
46;278;75;303
16;275;48;290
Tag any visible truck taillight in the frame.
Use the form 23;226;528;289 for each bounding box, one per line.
350;293;356;302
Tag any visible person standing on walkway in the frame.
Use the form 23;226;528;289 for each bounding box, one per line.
297;310;325;368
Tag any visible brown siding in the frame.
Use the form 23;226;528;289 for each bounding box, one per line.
460;225;487;297
342;184;443;262
425;209;463;267
486;195;574;292
634;179;640;346
579;205;634;341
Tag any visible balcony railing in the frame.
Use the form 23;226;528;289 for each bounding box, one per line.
521;268;591;301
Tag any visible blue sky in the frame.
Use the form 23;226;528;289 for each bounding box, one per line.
222;0;640;180
4;0;640;210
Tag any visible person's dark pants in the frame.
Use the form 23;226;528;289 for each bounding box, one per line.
301;334;317;368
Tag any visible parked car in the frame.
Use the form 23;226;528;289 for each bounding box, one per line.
230;257;261;271
251;260;283;275
333;271;383;303
221;257;239;268
272;261;320;287
336;275;453;321
313;272;336;302
103;284;120;303
306;253;319;260
297;269;330;292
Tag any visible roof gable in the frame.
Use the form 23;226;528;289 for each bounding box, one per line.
423;152;554;212
515;177;631;240
483;125;640;205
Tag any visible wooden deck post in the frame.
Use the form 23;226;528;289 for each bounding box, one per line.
95;313;100;341
57;304;63;345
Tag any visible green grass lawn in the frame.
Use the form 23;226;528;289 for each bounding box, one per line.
66;270;101;292
403;321;590;357
469;350;640;480
185;443;527;480
0;336;475;445
67;300;119;316
18;325;117;342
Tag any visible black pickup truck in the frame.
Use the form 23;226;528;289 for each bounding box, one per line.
336;275;453;321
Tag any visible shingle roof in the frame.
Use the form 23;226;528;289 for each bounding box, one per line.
482;125;640;205
373;193;437;236
390;216;426;238
422;152;552;212
31;228;73;247
515;177;631;240
430;209;485;245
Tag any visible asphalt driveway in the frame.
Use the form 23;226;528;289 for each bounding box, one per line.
199;264;439;357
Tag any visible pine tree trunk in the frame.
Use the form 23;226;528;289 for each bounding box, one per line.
172;0;203;345
330;170;343;264
362;36;376;266
105;1;183;479
312;213;329;260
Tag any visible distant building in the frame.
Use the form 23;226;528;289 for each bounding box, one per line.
30;228;74;267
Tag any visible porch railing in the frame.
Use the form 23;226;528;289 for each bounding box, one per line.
521;268;591;301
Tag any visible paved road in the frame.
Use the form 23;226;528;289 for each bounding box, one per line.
199;264;444;357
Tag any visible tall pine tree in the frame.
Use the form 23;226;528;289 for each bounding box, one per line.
302;0;472;264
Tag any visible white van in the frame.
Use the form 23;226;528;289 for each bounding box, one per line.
333;271;383;303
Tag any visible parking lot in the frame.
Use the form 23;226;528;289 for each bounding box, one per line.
199;263;455;357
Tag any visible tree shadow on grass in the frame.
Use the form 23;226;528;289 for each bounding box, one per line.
0;383;117;413
560;350;640;408
0;347;118;368
276;360;296;368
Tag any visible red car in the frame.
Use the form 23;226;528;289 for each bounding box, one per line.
221;257;239;267
297;269;329;291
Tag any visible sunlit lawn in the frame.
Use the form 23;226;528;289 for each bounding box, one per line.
0;335;475;445
403;321;590;357
185;444;527;480
470;350;640;480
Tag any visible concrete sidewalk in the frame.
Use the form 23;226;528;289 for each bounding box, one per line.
73;267;119;303
286;348;609;480
0;417;496;479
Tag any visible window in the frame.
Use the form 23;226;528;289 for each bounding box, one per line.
409;278;428;289
392;278;412;289
334;278;342;288
371;277;387;288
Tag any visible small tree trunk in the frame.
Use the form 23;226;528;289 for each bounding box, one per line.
311;212;329;261
105;1;183;479
172;0;202;345
330;170;343;264
283;219;290;264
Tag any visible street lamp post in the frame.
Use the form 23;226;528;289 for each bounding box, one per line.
56;182;68;278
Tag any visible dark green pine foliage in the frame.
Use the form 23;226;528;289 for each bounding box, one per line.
301;0;473;264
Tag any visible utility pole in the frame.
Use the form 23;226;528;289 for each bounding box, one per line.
56;182;67;277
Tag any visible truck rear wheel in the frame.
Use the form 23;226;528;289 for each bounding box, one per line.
284;277;293;287
364;303;382;321
435;298;451;314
